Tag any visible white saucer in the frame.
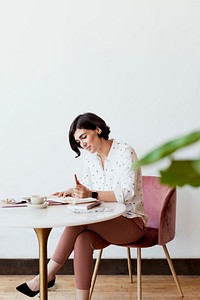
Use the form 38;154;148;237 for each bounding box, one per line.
27;202;48;209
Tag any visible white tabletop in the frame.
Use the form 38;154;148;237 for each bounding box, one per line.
0;202;126;228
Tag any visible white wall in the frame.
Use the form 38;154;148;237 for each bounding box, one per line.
0;0;200;259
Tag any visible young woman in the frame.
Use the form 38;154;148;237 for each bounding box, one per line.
16;112;147;300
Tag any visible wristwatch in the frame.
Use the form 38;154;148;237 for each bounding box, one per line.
91;191;98;199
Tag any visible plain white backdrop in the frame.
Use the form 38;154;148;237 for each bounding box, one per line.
0;0;199;259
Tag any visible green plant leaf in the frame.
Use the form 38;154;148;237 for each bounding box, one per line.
159;159;200;187
193;159;200;174
136;130;200;167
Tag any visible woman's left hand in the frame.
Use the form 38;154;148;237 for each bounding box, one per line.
73;183;91;199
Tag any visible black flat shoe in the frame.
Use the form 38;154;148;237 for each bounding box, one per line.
16;277;56;297
16;283;39;297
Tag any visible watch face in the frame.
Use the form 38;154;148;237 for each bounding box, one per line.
92;192;98;199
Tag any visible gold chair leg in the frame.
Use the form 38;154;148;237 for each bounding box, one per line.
162;244;184;298
127;247;133;283
89;249;103;300
137;248;142;300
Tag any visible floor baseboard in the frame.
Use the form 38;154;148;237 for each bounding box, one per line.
0;258;199;275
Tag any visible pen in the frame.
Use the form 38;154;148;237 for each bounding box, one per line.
74;174;80;185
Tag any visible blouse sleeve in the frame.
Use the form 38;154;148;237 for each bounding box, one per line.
114;147;141;204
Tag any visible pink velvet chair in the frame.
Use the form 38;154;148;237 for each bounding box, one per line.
89;176;184;300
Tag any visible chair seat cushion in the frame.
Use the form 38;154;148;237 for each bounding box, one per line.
123;227;158;248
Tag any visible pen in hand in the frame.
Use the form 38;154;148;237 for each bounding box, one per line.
73;174;80;198
74;174;91;199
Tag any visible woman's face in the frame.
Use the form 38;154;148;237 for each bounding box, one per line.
74;128;101;153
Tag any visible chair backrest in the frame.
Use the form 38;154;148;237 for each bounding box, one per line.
142;176;176;245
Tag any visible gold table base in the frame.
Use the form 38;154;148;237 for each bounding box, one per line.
34;228;52;300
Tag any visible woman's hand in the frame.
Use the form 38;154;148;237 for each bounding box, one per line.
52;181;91;199
73;183;91;199
52;188;73;198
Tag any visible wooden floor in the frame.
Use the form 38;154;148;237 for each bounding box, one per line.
0;275;199;299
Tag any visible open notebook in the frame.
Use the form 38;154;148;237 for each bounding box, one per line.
47;196;100;205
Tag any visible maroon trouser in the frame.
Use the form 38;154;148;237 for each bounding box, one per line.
52;216;145;290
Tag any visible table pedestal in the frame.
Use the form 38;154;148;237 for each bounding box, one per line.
34;228;52;300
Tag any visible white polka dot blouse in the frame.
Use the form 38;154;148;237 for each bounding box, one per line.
81;140;147;224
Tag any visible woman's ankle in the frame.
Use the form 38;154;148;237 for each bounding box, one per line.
48;274;55;282
27;276;40;291
76;288;90;300
47;259;62;281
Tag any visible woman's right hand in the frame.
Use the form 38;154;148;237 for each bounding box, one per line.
52;188;73;198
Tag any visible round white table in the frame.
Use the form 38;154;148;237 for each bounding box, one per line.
0;202;126;300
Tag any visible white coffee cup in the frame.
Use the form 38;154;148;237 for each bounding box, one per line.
30;195;47;205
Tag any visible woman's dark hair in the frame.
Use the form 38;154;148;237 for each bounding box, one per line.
69;112;111;157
